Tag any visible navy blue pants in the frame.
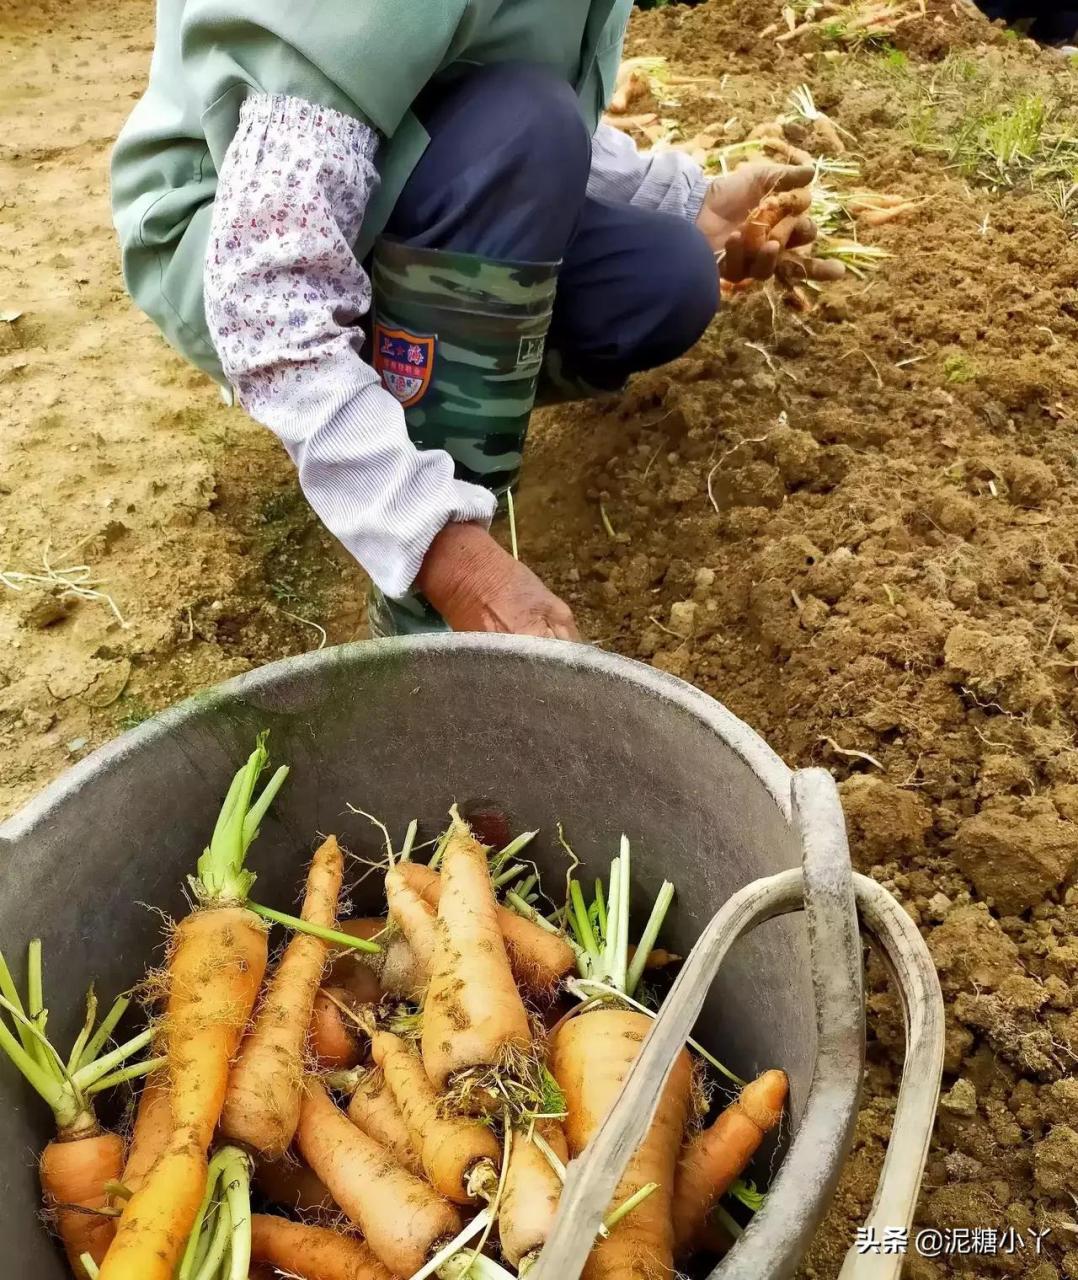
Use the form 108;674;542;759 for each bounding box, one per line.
385;64;719;390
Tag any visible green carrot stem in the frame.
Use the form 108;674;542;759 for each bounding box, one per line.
191;1199;231;1280
66;988;98;1076
248;903;381;952
221;1148;252;1280
86;1056;166;1096
492;863;527;889
400;819;418;862
517;874;538;900
604;1181;658;1231
612;837;631;995
491;829;538;873
430;826;452;870
0;948;35;1060
412;1208;492;1280
0;1008;66;1115
593;878;607;937
530;1128;567;1183
79;1255;100;1280
179;1150;230;1280
78;995;131;1073
570;881;600;958
602;858;622;984
713;1202;745;1240
192;733;289;906
26;939;50;1072
72;1027;155;1090
626;880;675;998
568;979;745;1087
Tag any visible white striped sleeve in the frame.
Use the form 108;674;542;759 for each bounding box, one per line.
203;93;496;599
588;122;711;221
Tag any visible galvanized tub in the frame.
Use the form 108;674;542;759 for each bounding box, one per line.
0;636;942;1278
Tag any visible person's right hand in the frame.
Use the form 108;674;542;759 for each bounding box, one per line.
416;521;580;640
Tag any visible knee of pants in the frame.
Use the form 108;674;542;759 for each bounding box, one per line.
441;63;592;204
634;220;720;368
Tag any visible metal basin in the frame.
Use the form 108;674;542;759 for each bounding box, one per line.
0;635;876;1277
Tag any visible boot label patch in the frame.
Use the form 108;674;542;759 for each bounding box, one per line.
518;334;546;369
374;325;436;408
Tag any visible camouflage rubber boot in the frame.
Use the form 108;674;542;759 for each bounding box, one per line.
533;347;626;408
367;239;558;637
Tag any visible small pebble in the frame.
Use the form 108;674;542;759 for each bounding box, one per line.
940;1078;977;1117
925;892;953;922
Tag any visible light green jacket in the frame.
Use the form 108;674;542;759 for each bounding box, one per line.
110;0;632;382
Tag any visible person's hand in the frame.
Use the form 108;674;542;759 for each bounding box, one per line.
695;162;844;285
416;522;580;640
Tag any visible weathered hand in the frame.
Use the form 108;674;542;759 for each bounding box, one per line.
417;522;580;640
695;162;844;284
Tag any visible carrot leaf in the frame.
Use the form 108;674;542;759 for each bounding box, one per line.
191;733;289;906
728;1177;766;1213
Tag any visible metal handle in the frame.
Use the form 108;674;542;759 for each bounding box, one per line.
838;875;944;1280
712;768;864;1279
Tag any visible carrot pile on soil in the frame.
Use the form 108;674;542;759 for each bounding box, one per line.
4;0;1078;1276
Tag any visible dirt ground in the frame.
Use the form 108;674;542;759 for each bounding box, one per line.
3;0;1078;1275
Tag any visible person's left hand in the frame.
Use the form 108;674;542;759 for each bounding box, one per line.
695;162;845;285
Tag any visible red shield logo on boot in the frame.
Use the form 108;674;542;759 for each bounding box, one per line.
373;325;436;408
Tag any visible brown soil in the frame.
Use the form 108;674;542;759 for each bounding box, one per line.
4;0;1078;1276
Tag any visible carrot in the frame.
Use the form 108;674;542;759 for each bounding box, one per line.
122;1076;173;1196
346;1068;424;1177
328;919;386;1005
421;811;533;1095
99;1127;207;1280
101;736;287;1279
311;988;365;1070
671;1069;788;1255
297;1079;462;1277
250;1214;396;1280
551;1009;694;1280
397;861;575;993
499;1120;568;1268
255;1155;337;1215
371;1028;501;1204
741;189;811;256
385;868;438;994
222;835;345;1158
0;944;161;1279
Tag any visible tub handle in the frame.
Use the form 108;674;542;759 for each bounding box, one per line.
530;768;944;1280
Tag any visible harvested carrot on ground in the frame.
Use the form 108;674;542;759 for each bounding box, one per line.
250;1214;396;1280
121;1075;172;1197
297;1079;462;1276
672;1069;788;1255
371;1027;502;1204
398;860;575;994
221;834;346;1157
499;1119;569;1270
0;944;161;1277
422;809;533;1098
346;1067;424;1177
311;987;366;1070
255;1154;337;1215
100;735;288;1279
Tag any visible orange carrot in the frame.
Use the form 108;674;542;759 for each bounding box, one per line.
222;835;345;1157
310;988;365;1070
552;1008;694;1280
297;1080;462;1276
99;1127;208;1280
251;1214;396;1280
420;812;532;1094
346;1068;423;1177
672;1069;788;1255
741;189;811;255
499;1120;568;1268
41;1131;125;1274
255;1155;337;1215
371;1028;501;1204
328;919;386;1005
101;736;286;1279
397;860;575;993
385;868;438;995
121;1076;172;1197
333;914;429;1002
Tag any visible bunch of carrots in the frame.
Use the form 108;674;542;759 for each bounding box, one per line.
4;735;790;1280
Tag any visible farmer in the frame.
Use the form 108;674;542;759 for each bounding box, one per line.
111;2;839;640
